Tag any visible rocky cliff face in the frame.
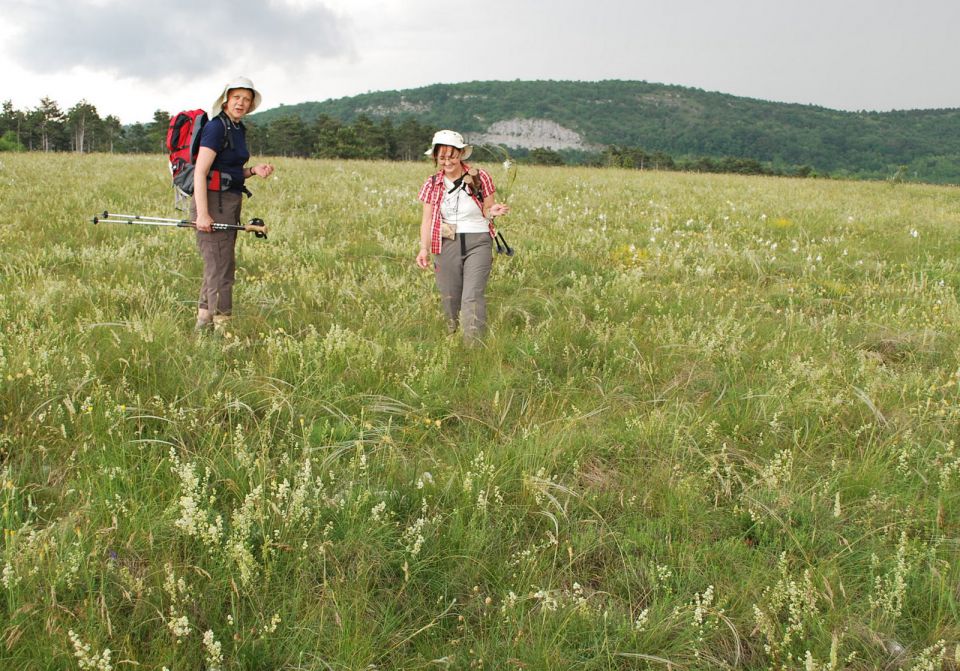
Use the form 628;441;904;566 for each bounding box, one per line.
470;118;592;150
357;98;432;115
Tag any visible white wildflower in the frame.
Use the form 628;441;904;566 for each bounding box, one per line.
531;587;559;611
263;613;281;635
203;630;223;671
69;630;113;671
869;531;911;619
402;516;428;557
168;614;190;640
908;641;945;671
2;561;19;590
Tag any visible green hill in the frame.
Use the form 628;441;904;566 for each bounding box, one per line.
252;80;960;182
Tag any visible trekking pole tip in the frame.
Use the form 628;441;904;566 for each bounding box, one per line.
496;232;514;256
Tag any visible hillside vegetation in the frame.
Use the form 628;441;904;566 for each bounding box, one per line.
1;154;959;669
253;80;960;182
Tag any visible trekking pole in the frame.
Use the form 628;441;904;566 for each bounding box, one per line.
496;231;514;256
91;211;267;239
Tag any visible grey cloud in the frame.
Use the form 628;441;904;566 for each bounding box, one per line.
11;0;351;79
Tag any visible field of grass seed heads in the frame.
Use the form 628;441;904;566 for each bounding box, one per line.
0;151;959;670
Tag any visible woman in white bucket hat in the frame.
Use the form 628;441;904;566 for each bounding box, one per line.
192;76;274;331
416;130;510;342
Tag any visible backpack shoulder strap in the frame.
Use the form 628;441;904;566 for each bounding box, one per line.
187;110;209;163
217;112;233;152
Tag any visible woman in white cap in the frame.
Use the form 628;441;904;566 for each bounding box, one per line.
416;129;510;342
192;76;275;331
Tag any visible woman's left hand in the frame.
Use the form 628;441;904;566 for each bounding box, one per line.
250;164;275;178
488;203;510;218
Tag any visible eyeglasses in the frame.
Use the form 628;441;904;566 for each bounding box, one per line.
436;155;461;163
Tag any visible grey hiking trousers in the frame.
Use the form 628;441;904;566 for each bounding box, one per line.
434;233;493;340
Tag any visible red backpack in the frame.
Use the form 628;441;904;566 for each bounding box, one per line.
165;109;233;208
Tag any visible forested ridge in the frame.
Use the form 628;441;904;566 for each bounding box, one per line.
254;80;960;182
4;80;960;182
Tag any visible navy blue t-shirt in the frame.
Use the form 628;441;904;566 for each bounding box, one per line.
199;114;250;193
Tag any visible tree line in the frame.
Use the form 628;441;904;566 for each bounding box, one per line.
0;98;441;159
593;146;817;177
0;96;860;179
1;98;128;153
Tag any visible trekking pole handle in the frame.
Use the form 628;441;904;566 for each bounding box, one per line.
202;220;267;238
241;218;268;239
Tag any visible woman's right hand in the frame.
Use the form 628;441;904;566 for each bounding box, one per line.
196;212;214;233
488;203;510;218
416;248;431;270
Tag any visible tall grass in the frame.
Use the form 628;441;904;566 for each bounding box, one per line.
1;153;958;669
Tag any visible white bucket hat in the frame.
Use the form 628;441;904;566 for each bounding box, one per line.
425;129;472;160
211;76;262;116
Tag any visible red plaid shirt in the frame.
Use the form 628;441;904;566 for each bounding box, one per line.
418;163;496;254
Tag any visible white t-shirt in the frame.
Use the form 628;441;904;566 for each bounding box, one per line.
440;176;489;234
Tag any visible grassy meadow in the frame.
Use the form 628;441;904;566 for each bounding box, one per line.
1;152;959;669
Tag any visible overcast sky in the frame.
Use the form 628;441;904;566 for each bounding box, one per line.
2;0;957;124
